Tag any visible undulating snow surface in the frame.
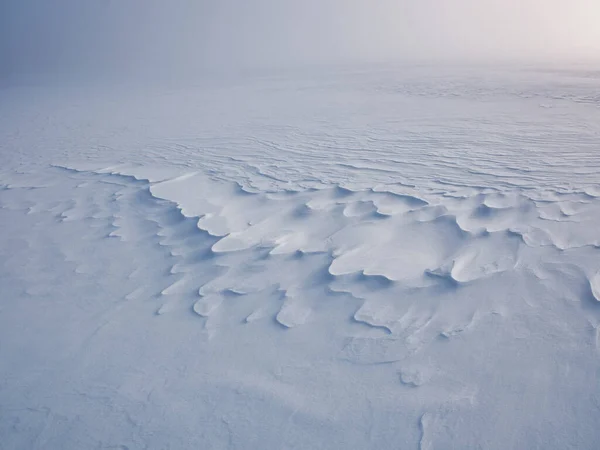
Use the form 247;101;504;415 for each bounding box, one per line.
1;65;600;449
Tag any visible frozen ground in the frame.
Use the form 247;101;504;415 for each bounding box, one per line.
1;64;600;449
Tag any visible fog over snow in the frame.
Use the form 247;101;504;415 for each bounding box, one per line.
1;1;600;449
2;0;600;80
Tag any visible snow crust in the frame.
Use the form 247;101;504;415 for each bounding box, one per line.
1;65;600;449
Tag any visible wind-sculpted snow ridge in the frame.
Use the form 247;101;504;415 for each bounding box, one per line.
97;165;600;337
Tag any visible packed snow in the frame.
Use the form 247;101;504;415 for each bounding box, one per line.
1;65;600;449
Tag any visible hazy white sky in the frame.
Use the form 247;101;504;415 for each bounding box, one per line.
1;0;599;80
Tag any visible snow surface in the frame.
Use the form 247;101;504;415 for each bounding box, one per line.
1;65;600;449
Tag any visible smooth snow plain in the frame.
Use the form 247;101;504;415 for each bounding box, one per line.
1;64;600;449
